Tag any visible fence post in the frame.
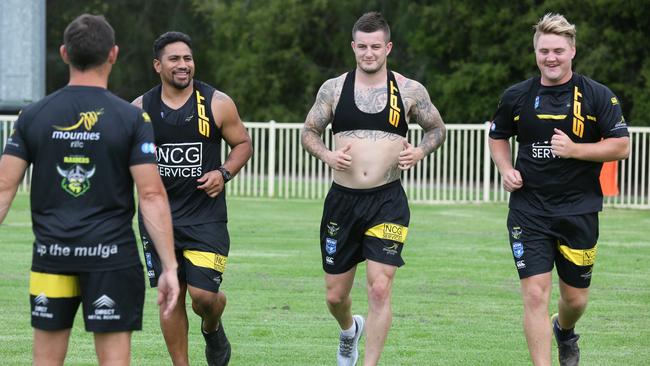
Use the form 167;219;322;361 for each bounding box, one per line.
482;121;492;202
267;120;276;197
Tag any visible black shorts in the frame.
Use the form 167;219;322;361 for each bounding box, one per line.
140;221;230;293
506;209;599;288
29;265;144;332
320;180;410;274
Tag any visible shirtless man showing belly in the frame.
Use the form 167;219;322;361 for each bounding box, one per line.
300;12;446;366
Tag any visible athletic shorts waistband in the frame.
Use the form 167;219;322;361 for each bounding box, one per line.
331;180;401;195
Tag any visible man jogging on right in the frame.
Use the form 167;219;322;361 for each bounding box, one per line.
489;13;630;366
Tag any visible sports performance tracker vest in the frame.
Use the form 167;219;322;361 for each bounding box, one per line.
143;80;227;225
332;69;408;136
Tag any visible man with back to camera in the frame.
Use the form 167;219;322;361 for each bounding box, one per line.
301;12;446;366
132;31;253;366
0;14;179;366
489;13;630;366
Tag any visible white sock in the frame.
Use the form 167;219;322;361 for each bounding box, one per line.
340;321;356;337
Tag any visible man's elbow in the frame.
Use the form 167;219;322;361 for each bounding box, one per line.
138;186;168;204
616;137;631;160
440;126;447;144
300;130;310;149
620;143;630;160
242;137;254;160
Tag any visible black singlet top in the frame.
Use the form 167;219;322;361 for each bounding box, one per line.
3;86;156;272
332;69;408;136
490;73;629;216
142;80;227;225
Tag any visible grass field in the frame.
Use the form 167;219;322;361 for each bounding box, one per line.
1;193;649;365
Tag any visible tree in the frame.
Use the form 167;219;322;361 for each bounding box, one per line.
45;0;650;126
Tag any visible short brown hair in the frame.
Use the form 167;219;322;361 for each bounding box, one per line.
533;13;576;49
352;12;390;42
63;14;115;71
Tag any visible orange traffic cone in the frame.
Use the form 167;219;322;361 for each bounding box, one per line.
600;161;619;197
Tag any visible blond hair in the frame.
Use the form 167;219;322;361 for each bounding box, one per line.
533;13;576;49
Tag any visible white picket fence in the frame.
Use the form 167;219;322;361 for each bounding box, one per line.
2;115;649;208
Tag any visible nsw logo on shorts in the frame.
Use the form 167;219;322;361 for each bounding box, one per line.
512;242;524;259
145;253;153;269
325;238;337;255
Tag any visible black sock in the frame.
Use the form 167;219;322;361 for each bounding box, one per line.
554;319;576;341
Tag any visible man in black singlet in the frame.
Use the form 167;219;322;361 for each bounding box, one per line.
0;14;179;366
301;12;446;366
133;31;252;366
489;13;629;366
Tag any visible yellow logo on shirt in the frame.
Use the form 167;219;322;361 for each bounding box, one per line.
388;81;401;127
196;91;210;138
54;109;103;131
572;87;584;138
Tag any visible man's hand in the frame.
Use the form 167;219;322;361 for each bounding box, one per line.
197;170;225;197
326;144;352;171
551;128;576;158
156;269;180;319
501;168;523;192
398;140;424;170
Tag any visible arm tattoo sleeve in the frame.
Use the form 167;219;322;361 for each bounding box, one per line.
410;82;446;156
301;80;336;160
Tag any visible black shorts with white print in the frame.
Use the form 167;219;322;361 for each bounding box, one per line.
506;209;599;288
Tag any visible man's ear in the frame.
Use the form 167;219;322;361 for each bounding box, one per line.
153;58;162;74
107;45;119;64
59;45;69;64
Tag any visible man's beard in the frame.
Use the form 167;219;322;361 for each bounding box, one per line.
170;78;192;90
359;60;384;74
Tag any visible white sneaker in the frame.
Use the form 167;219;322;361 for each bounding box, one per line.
337;315;365;366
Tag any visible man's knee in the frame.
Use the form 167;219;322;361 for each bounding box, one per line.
326;290;348;307
561;291;589;312
367;279;391;305
521;278;552;309
190;290;222;315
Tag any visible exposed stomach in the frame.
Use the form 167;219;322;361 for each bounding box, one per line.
332;131;405;189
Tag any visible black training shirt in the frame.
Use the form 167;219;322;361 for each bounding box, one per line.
490;73;629;215
3;86;156;271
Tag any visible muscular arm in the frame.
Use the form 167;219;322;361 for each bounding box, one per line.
0;155;28;224
409;81;446;155
212;91;252;175
399;80;446;169
130;163;179;318
196;92;253;197
301;78;351;170
301;79;335;161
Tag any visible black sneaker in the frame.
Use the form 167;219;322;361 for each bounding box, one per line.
202;320;231;366
551;313;580;366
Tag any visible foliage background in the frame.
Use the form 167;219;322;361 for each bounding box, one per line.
46;0;650;125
